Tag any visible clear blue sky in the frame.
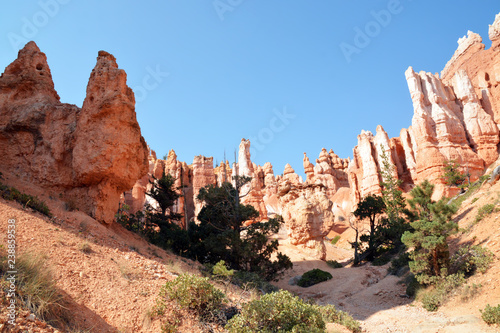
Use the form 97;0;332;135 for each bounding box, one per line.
1;1;499;179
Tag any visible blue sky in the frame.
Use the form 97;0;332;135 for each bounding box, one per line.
1;1;499;179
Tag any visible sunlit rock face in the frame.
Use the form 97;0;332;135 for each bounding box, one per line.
278;183;335;260
0;42;148;223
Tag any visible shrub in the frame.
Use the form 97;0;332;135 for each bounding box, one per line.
326;260;343;269
388;252;410;276
297;269;333;288
372;253;391;266
460;283;482;302
419;273;466;311
330;235;341;245
421;291;441;312
212;260;234;280
232;270;278;294
79;242;92;254
155;274;225;321
475;203;496;223
314;304;361;333
0;182;52;217
0;250;67;325
404;274;421;297
450;245;494;277
481;304;500;325
226;290;325;333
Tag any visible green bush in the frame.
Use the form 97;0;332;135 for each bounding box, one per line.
226;290;325;333
330;235;341;245
314;304;361;333
155;274;225;321
421;291;441;312
404;274;421;297
226;290;360;333
419;273;466;311
297;269;333;288
481;304;500;325
388;252;410;276
326;260;343;269
372;253;392;266
475;203;496;223
450;245;494;277
0;182;51;217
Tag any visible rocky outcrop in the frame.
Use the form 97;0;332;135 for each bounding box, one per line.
192;155;216;217
303;149;349;204
442;31;484;79
452;70;499;165
279;183;335;260
73;51;149;222
405;68;486;198
283;164;301;185
489;13;500;46
0;42;148;223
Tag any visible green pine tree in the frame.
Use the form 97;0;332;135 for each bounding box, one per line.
401;180;458;284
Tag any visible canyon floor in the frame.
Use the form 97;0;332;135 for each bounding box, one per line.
1;176;500;332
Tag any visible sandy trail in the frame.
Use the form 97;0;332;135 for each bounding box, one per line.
273;236;498;333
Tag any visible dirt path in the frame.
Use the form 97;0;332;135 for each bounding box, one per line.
273;240;499;333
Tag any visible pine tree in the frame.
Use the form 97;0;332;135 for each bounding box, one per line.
353;195;385;261
146;171;185;252
401;180;458;284
442;159;468;189
379;146;405;221
191;177;292;280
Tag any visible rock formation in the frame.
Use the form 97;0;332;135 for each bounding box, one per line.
192;155;216;217
121;11;500;257
278;183;335;260
0;42;148;223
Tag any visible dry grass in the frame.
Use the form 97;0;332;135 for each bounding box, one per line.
0;249;69;326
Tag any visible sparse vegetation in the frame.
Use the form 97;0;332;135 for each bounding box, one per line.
450;245;494;277
415;244;493;311
0;249;68;326
153;273;226;331
226;290;361;333
460;283;482;302
481;304;500;326
326;260;343;269
330;235;341;245
79;241;92;254
474;203;497;224
0;181;52;217
65;199;78;211
418;273;466;311
442;159;468;189
297;268;333;288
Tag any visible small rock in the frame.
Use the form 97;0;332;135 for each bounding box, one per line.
289;275;302;286
27;313;36;321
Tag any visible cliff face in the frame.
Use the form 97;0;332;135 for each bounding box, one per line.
0;42;149;223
